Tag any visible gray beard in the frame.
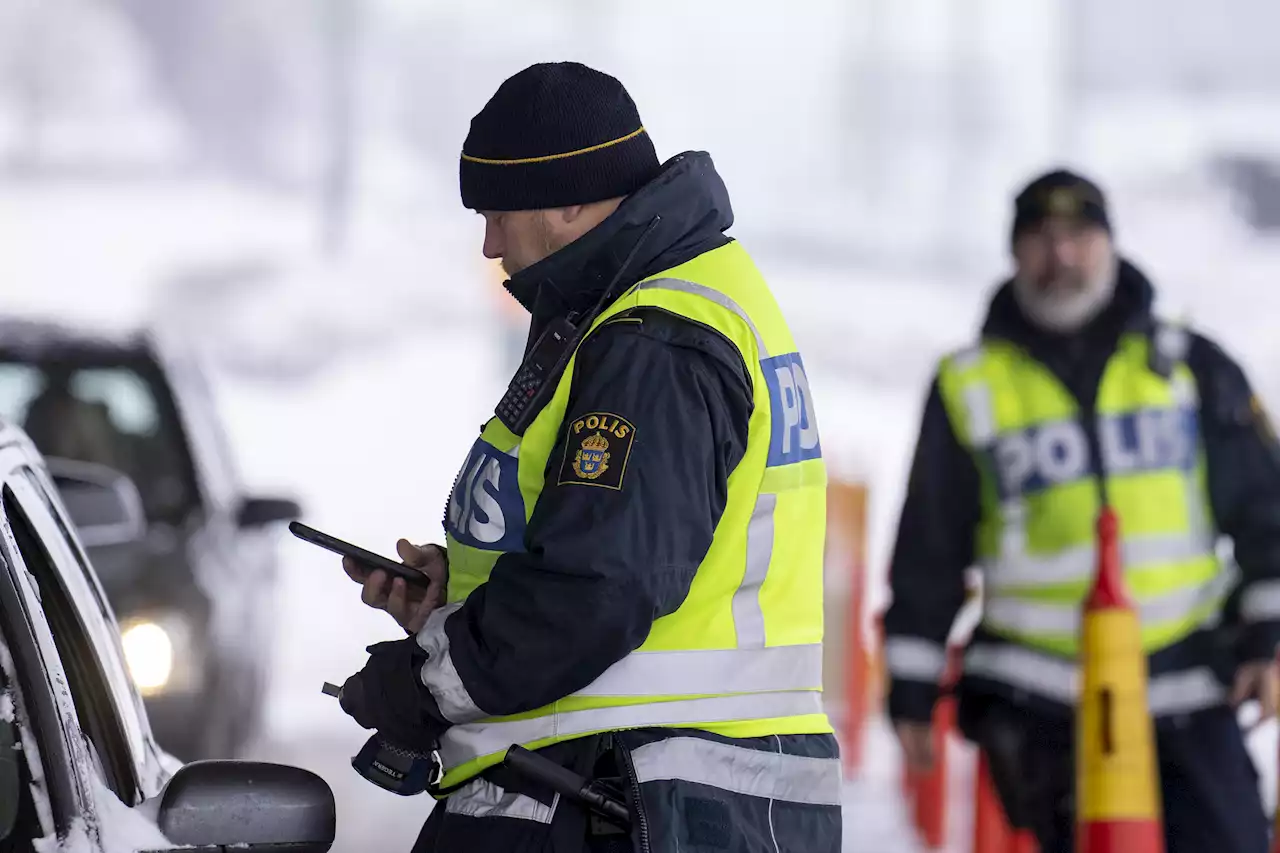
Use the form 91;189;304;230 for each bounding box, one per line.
1012;257;1119;334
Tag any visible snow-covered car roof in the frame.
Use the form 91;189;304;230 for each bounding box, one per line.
0;318;151;359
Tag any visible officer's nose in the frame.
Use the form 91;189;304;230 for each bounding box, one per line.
482;217;505;261
1050;235;1080;268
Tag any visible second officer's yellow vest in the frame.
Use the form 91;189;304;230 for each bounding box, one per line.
936;330;1227;659
430;240;831;791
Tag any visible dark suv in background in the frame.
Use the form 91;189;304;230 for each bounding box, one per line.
0;319;299;760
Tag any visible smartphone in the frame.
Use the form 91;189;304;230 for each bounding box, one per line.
288;521;432;589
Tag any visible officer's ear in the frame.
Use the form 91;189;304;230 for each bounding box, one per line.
553;205;587;227
557;197;625;228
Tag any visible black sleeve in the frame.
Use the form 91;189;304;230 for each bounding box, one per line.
882;376;979;723
440;307;753;717
1187;332;1280;663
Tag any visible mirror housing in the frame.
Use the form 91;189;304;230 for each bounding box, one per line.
236;496;301;529
43;457;147;548
155;760;335;853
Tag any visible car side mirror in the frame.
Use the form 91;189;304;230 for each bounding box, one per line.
154;760;335;853
236;496;301;529
43;457;147;548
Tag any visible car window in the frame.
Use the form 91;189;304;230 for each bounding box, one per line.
1;479;139;805
0;361;198;524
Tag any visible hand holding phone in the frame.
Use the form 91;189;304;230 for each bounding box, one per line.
290;522;447;632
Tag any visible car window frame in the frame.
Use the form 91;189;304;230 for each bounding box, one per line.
0;445;94;840
1;474;142;806
15;466;155;791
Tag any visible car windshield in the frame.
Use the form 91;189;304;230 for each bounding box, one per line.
0;358;197;524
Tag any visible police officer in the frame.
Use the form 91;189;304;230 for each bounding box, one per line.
334;62;842;852
885;169;1280;853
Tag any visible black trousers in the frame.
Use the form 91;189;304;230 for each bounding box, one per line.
970;699;1270;853
413;803;632;853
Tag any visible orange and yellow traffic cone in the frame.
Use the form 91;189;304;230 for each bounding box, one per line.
973;751;1015;853
1075;506;1164;853
914;690;953;848
973;750;1041;853
1012;830;1040;853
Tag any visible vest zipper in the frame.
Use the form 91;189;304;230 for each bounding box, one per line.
616;738;652;853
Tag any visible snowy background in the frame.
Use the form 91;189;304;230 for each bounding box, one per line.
6;0;1280;850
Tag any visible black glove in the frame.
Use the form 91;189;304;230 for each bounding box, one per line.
339;638;444;754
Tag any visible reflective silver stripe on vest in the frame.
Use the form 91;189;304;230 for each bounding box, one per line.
571;643;822;697
734;493;776;648
952;347;997;439
982;531;1215;591
983;565;1234;639
962;384;998;446
1241;579;1280;622
1147;668;1227;715
1166;359;1217;550
633;277;775;648
884;637;947;684
951;346;985;372
630;736;842;807
417;602;486;724
635;277;770;357
964;643;1226;715
443;777;559;823
1156;323;1190;365
952;362;1025;559
438;690;823;770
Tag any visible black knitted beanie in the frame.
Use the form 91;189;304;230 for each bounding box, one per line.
1012;169;1112;244
460;62;661;211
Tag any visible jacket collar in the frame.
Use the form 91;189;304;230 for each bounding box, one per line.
503;151;735;332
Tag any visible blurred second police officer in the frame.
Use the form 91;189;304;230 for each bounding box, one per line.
334;62;841;852
885;169;1280;853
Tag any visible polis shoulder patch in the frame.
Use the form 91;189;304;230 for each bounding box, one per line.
558;412;636;490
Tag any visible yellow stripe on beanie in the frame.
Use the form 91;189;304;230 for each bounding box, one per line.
462;127;647;166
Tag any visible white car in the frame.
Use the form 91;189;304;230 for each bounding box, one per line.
0;420;335;853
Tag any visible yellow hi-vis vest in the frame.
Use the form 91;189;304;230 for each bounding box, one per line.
935;328;1228;659
428;240;831;791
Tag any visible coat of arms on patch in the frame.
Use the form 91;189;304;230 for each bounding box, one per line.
572;431;611;480
558;412;636;490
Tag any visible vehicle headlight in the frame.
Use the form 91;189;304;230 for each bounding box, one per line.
121;621;174;694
